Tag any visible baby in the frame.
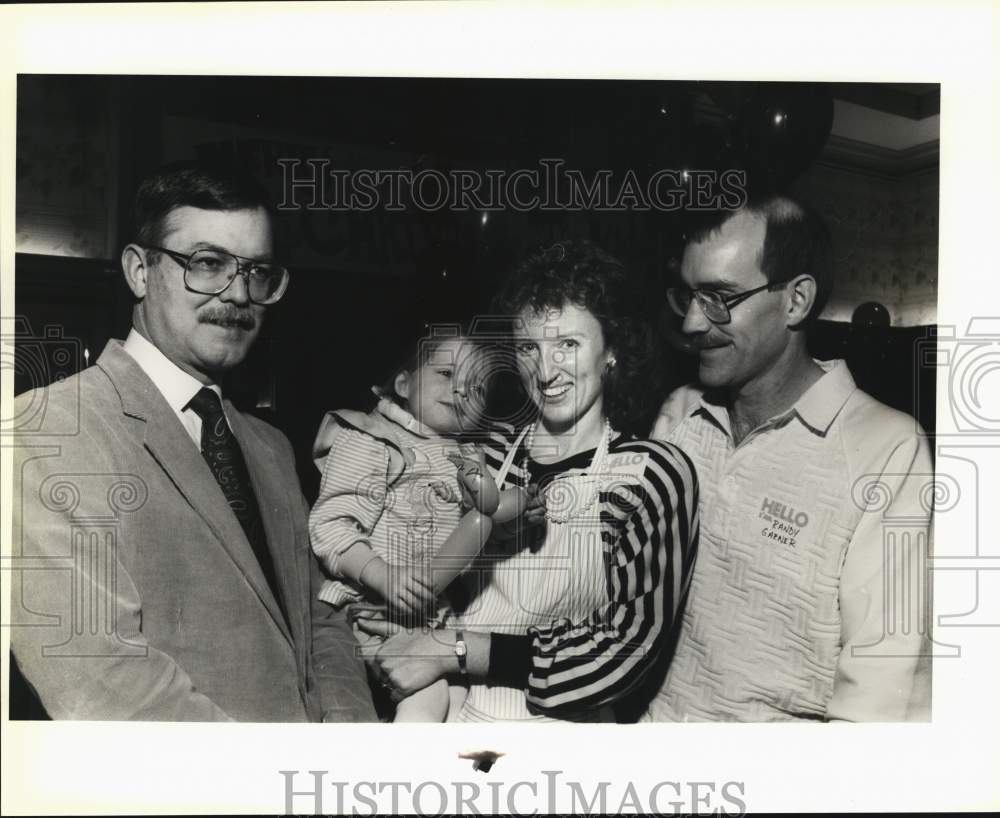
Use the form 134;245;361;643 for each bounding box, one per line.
309;329;524;721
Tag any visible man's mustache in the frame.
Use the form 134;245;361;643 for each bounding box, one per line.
199;307;258;330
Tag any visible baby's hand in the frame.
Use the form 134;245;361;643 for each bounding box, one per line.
447;448;500;515
429;481;460;504
363;563;437;623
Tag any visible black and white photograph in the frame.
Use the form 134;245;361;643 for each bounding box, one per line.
1;2;997;816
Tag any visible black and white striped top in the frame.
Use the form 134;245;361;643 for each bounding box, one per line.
454;424;700;720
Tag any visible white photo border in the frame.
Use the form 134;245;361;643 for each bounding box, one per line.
1;1;998;814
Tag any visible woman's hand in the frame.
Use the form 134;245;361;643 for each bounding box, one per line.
492;486;528;524
369;630;458;702
523;483;547;527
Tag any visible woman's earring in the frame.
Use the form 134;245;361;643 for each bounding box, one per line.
606;357;617;370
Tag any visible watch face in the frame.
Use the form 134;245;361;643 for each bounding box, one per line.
455;642;468;657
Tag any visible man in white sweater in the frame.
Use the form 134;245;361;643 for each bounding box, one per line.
646;196;932;722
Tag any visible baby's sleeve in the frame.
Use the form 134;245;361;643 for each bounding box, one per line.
309;421;391;582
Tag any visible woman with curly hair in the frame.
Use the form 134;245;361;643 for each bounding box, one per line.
360;239;699;722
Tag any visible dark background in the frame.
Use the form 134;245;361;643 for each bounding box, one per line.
14;75;940;487
11;76;939;718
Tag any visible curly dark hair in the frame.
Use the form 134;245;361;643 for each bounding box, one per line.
491;239;663;438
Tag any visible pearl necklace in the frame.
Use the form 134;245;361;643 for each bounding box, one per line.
522;418;613;524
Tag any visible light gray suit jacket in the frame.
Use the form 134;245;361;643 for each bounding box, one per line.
10;341;376;721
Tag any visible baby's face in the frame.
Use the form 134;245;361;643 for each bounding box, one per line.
400;338;487;435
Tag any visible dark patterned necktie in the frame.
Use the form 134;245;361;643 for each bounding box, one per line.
187;388;286;622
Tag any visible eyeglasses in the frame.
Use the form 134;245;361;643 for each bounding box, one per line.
145;245;290;305
666;280;789;325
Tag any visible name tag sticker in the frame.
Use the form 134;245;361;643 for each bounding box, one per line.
603;451;650;481
757;494;812;548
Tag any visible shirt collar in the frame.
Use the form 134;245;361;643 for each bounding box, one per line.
692;358;857;438
789;358;856;435
122;328;221;413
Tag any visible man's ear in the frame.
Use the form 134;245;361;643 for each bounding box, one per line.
393;370;411;402
786;274;817;327
121;244;149;299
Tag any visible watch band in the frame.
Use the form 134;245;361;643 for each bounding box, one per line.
454;629;468;676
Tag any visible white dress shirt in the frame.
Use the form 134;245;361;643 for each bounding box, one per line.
121;328;225;446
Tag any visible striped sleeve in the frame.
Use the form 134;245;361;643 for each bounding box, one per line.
308;422;391;578
523;439;700;714
480;422;528;489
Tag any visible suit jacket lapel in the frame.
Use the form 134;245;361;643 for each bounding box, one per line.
99;342;293;646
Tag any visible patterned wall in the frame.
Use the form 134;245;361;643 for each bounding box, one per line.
791;162;938;327
15;77;117;259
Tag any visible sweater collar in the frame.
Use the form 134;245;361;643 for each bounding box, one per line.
371;387;437;438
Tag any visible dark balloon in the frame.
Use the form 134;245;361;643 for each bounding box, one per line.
729;83;834;194
852;301;891;328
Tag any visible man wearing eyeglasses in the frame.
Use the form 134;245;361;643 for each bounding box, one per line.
11;161;375;722
645;195;932;722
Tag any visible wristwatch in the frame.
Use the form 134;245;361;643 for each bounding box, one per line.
453;629;468;676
